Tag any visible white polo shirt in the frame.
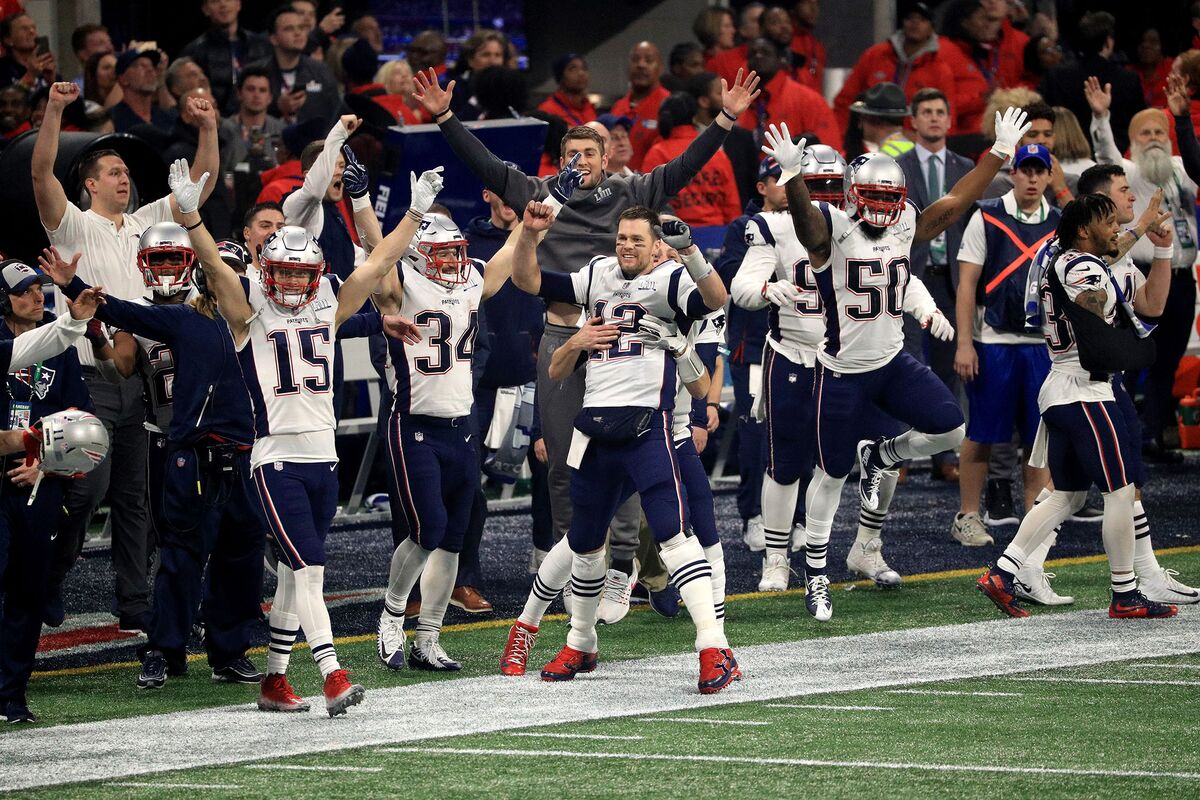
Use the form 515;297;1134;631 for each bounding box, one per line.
45;197;173;366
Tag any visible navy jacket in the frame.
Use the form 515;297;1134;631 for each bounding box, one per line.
715;201;768;366
0;311;92;433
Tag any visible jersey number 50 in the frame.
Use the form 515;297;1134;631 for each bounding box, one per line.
844;257;908;320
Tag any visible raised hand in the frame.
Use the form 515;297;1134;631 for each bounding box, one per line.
37;247;79;287
341;144;369;199
168;157;209;214
522;200;556;232
1146;215;1174;247
48;81;78;109
760;122;806;184
549;152;582;203
382;314;422;344
319;6;346;34
1166;72;1190;118
991;107;1031;158
1137;188;1171;236
185;93;217;130
339;114;361;136
1083;76;1112;118
763;280;802;307
67;287;106;321
720;68;762;119
413;68;455;116
660;218;693;251
409;166;444;215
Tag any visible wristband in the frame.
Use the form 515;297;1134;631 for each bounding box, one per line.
720;108;737;122
675;345;705;384
185;220;203;231
351;194;372;212
706;402;720;409
1055;187;1072;201
434;107;452;122
405;208;425;223
1153;245;1174;259
682;248;713;282
541;195;564;215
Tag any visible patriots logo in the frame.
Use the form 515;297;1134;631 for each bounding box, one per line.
13;365;56;400
744;231;755;245
1067;273;1103;287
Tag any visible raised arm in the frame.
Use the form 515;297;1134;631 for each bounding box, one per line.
1084;77;1122;165
1138;221;1174;316
764;125;831;267
512;201;557;296
1166;72;1200;187
661;219;727;311
6;289;102;370
481;224;525;301
32;82;76;231
341;144;382;252
335;167;445;327
283;116;358;230
915;107;1031;242
168;95;221;221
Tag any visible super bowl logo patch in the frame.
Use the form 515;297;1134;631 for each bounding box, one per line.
13;365;56;400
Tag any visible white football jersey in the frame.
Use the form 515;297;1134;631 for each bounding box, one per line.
1037;249;1117;410
734;210;823;366
390;260;482;418
672;309;726;440
568;256;702;410
1108;253;1145;307
236;276;340;468
812;202;915;373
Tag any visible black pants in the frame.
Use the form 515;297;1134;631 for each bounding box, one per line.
1143;268;1197;445
902;266;961;468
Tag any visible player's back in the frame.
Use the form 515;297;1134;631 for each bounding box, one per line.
814;202;915;373
747;209;824;358
390;261;482;418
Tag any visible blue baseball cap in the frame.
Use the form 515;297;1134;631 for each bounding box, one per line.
758;156;782;180
0;260;50;295
1014;143;1052;170
596;113;633;132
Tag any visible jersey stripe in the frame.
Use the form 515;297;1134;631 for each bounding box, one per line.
750;215;776;246
236;344;271;437
814;267;840;356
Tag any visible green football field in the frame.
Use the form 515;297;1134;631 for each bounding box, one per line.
7;549;1200;798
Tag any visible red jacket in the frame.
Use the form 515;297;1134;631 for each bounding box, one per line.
641;125;741;227
1130;59;1172;109
790;25;825;92
537;91;597;128
939;40;989;134
610;84;670;172
740;70;841;154
708;44;747;90
833;35;957;133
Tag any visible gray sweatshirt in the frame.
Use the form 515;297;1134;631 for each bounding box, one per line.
437;115;731;273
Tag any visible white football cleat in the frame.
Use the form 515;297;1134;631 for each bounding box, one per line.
757;552;790;592
804;574;833;621
1013;566;1074;606
846;537;901;588
743;515;766;552
408;635;462;671
1140;567;1200;605
597;566;638;625
376;612;407;670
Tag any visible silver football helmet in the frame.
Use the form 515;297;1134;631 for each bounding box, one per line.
38;409;109;476
844;153;907;227
800;144;848;206
260;225;325;309
407;214;470;287
137;222;195;297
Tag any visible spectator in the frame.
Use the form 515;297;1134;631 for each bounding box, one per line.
789;0;824;91
688;71;760;209
164;57;212;105
407;30;448;77
471;65;527;120
375;59;427;125
833;2;956;134
352;15;384;53
257;116;324;203
592;112;635;175
1018;34;1062;91
181;0;273;116
693;6;736;65
1170;50;1200;138
168;88;237;238
221;65;285;170
739;3;766;43
1130;28;1171;110
846;82;913;158
110;49;176;134
664;42;705;92
1052;106;1096;179
980;0;1028;87
1038;11;1145;154
292;0;344;56
69;23;113;90
610;41;670;171
341;38;408;123
448;29;508;119
0;83;30;141
642;92;741;227
249;6;341;126
939;0;996;134
0;12;57;92
741;37;838;151
83;52;121;109
240;200;285;273
1087;76;1200;462
984;101;1075;205
536;53;596;128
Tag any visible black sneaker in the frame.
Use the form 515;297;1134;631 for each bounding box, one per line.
983;479;1018;526
42;587;65;628
212;656;264;684
1143;440;1184;465
137;650;168;689
648;584;681;618
4;701;35;724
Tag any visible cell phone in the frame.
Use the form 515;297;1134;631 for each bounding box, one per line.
34;36;50;57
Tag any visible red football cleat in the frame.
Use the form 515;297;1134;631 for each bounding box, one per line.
322;669;365;718
976;568;1030;618
501;620;539;676
540;645;598;682
698;647;740;694
257;673;310;713
1109;591;1179;619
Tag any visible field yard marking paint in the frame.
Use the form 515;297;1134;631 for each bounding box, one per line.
766;703;894;711
5;610;1198;793
638;717;771;726
104;782;243;789
510;732;645;741
886;689;1023;697
1008;676;1200;687
1128;663;1200;670
376;745;1200;781
244;764;384;773
33;544;1200;679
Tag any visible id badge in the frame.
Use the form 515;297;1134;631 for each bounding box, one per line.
8;400;30;431
1173;216;1194;250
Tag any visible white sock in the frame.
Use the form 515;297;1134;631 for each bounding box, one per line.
564;549;607;653
292;565;340;678
1020;488;1060;571
1132;500;1160;575
856;468;897;546
999;490;1083;574
879;425;966;465
1101;484;1136;586
761;473;798;557
519;536;573;628
384;538;431;617
266;563;298;675
659;533;725;651
703;542;726;633
804;468;844;576
415;548;459;643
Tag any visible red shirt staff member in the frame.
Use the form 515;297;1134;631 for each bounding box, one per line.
537;53;597;128
610;42;670;172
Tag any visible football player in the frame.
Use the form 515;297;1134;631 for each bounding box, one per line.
761;108;1031;621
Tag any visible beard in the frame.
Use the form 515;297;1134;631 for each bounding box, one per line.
1132;141;1175;187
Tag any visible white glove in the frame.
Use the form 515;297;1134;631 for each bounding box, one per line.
638;316;687;356
763;280;802;307
990;107;1032;160
168;158;209;215
410;166;445;215
924;309;954;342
759;123;807;185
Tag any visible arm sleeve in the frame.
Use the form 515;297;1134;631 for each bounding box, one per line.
8;314;88;371
1174;113;1200;187
903;274;938;319
282;121;348;232
956;210;987;265
714;217;750;289
336;309;383;339
1088;113;1123;165
730;219;778;310
438;115;537;210
647;122;732;203
63;277;178;342
537;271;580;304
689;341;720;427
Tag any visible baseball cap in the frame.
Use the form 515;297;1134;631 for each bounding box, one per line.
596;112;633;132
0;260;50;295
1014;143;1052;170
758;156;782;180
115;49;160;76
552;53;584;84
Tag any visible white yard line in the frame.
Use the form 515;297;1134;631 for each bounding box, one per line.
887;689;1023;697
1007;676;1200;687
377;746;1200;781
104;782;243;790
638;717;770;726
244;764;383;773
1128;663;1200;671
510;732;644;741
766;703;894;711
3;610;1198;793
